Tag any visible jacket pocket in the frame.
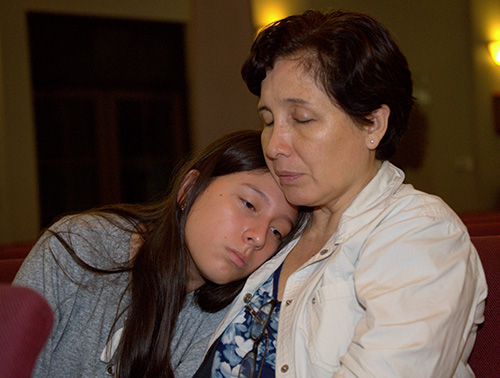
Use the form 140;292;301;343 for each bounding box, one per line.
304;281;361;371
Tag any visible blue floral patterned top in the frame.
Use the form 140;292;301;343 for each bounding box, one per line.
211;266;282;378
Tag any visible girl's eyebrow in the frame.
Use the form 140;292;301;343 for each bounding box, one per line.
243;183;270;205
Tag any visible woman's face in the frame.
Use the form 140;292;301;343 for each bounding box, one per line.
184;170;297;291
259;57;383;212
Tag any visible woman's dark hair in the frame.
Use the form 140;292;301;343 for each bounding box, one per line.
241;10;414;160
49;129;309;378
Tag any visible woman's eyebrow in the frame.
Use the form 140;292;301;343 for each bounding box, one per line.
258;98;311;112
284;97;310;105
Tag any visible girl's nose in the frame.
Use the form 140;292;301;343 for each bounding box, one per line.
243;224;267;250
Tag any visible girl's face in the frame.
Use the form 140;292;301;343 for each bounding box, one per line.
184;170;297;291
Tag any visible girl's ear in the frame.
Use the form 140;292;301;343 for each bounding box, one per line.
366;104;390;150
177;169;200;208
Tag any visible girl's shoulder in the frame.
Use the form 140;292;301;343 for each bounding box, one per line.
46;212;134;267
50;212;132;234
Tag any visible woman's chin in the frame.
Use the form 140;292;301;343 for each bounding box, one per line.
284;191;317;208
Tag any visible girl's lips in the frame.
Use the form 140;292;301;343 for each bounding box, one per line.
227;248;246;269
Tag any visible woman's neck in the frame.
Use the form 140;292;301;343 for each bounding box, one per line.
310;159;382;236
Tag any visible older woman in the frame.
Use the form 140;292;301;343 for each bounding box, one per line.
196;10;487;378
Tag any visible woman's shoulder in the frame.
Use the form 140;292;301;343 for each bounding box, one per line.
352;163;463;231
391;183;464;227
381;163;462;224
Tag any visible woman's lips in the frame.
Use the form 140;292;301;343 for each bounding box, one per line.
276;171;302;184
227;248;246;269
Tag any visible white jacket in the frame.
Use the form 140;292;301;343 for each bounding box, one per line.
208;162;487;378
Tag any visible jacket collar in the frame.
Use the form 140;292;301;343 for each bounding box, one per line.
340;161;405;225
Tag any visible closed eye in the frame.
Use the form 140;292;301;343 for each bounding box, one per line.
262;119;274;127
258;108;274;127
293;118;313;124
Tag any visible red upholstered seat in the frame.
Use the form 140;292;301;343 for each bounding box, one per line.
0;243;33;283
466;222;500;237
0;258;26;283
0;243;34;260
459;211;500;224
0;285;53;378
468;235;500;378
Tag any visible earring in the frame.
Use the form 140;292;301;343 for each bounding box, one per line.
370;139;375;144
180;203;186;211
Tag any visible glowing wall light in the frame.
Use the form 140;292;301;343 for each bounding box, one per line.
488;41;500;66
257;5;286;27
251;0;298;30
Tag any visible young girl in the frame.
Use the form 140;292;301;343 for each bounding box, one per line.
14;130;307;378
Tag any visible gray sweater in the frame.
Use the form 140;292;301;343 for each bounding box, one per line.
14;214;226;377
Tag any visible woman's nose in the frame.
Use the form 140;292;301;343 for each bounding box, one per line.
262;124;291;160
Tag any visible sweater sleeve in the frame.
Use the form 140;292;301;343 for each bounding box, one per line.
13;217;83;377
13;215;131;377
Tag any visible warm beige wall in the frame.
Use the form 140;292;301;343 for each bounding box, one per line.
187;0;260;151
470;0;500;210
0;2;39;245
0;0;189;244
